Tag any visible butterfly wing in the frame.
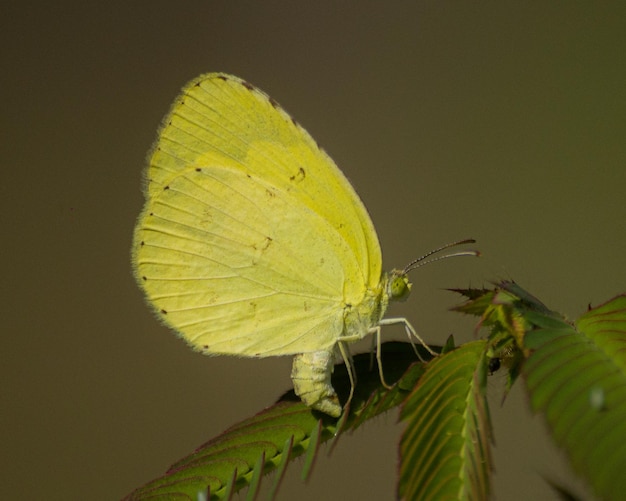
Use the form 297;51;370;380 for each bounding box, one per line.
132;73;382;357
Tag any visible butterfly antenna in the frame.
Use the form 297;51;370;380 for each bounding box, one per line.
403;239;479;274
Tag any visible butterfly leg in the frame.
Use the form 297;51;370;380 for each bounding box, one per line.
337;341;356;410
377;317;438;361
371;325;393;390
337;328;398;390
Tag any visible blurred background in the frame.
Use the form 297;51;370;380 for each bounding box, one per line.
3;2;625;500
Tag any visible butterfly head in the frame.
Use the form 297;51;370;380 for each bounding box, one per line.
387;270;412;302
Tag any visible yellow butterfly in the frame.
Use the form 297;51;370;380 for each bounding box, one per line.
132;73;475;417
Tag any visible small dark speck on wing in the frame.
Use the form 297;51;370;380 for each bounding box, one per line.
289;167;306;182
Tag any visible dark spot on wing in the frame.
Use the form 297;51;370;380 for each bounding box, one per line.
289;167;306;183
252;236;273;251
269;97;280;109
217;75;228;81
142;276;147;281
241;80;254;91
164;185;169;191
160;309;168;315
195;167;202;172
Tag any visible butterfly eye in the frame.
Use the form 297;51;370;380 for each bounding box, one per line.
389;273;412;302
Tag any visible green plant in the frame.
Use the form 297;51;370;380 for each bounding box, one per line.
123;282;626;501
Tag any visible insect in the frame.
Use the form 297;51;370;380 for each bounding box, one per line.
132;73;476;417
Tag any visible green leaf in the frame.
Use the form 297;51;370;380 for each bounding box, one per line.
454;284;626;501
452;281;568;397
398;340;492;501
122;342;432;500
523;295;626;501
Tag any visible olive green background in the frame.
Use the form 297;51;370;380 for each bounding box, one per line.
3;2;625;500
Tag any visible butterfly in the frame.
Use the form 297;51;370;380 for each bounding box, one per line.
132;73;476;417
